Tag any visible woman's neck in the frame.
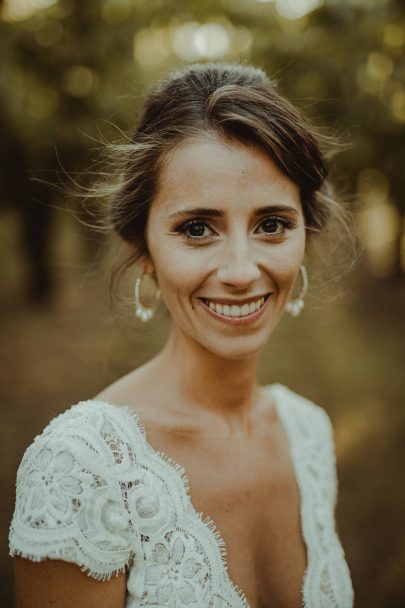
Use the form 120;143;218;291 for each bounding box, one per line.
148;327;263;432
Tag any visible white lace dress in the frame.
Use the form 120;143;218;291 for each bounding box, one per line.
9;384;354;607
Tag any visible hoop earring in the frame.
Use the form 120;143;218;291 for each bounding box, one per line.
285;265;308;317
134;273;161;322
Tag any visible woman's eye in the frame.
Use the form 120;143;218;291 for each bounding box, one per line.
177;220;213;240
257;217;293;236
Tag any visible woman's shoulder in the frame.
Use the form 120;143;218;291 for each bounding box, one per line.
92;365;156;414
271;384;338;502
18;396;146;481
271;381;324;408
33;397;130;438
271;382;333;427
10;397;138;580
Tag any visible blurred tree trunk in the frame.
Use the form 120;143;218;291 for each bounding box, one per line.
0;99;54;305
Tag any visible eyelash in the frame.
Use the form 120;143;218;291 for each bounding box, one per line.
175;217;296;242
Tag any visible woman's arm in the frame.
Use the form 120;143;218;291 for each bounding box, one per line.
14;557;127;608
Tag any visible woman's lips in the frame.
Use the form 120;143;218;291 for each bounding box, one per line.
198;294;272;325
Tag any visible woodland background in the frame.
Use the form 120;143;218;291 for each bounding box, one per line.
1;0;404;606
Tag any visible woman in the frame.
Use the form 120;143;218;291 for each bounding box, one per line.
9;63;354;607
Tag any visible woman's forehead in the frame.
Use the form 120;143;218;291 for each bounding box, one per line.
153;134;301;214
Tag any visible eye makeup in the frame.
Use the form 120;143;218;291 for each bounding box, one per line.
173;215;297;243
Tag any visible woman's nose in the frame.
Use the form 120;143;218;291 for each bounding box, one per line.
216;241;261;288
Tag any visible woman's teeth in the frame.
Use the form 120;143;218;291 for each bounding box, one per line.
204;297;265;318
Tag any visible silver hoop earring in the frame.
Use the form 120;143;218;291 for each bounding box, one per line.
134;273;160;322
285;265;308;317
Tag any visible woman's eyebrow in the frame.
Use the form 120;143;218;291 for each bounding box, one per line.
168;204;299;219
168;207;223;219
255;205;299;216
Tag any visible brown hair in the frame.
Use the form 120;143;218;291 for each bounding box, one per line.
89;62;355;295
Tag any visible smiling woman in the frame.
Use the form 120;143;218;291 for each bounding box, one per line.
145;135;306;359
9;63;355;608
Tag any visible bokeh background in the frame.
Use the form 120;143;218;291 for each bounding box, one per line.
1;0;404;606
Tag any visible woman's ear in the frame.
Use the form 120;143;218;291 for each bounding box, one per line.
124;241;155;276
139;255;155;277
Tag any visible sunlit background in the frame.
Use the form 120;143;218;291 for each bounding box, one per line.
1;0;404;606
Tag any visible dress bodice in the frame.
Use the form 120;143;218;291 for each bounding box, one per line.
9;384;354;607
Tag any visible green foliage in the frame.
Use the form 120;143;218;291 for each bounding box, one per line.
1;0;404;270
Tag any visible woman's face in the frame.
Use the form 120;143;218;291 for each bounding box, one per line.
145;134;306;360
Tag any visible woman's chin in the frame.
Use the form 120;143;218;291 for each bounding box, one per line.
197;334;270;361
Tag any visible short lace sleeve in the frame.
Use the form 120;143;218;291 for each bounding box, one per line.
9;401;138;581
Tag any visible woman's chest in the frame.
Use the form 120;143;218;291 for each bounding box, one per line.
188;443;306;607
132;417;306;608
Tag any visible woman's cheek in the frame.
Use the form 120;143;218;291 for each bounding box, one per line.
153;247;207;293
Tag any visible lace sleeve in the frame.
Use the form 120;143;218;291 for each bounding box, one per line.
9;402;136;581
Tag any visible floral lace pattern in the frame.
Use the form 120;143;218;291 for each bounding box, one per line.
25;448;82;521
9;384;354;607
144;536;204;605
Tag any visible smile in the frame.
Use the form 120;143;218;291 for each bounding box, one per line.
199;294;271;323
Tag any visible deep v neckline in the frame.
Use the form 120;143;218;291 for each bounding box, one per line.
95;382;309;608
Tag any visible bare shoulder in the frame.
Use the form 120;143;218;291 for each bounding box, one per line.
94;365;153;413
94;364;210;436
93;363;182;431
14;556;126;608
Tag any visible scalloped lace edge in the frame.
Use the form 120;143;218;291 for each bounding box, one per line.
9;546;129;582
